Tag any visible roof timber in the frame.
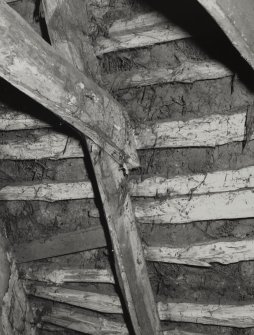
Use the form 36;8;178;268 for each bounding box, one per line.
0;0;138;168
42;1;161;335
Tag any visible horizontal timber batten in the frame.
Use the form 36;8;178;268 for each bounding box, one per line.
0;111;249;160
104;61;232;90
27;285;254;327
14;226;254;267
95;12;191;54
2;165;254;201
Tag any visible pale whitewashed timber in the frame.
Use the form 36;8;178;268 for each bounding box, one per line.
3;165;254;201
134;189;254;224
0;2;139;168
0;112;249;160
145;239;254;267
109;12;169;35
0;131;84;160
26;284;123;314
105;62;232;90
158;302;254;327
21;265;114;284
95;25;190;55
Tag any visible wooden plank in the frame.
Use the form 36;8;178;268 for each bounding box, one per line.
145;238;254;267
197;0;254;71
20;265;114;284
158;301;254;327
25;284;123;314
27;286;254;328
42;306;129;335
3;165;254;201
13;225;106;263
95;12;190;55
0;1;139;168
89;189;254;224
42;1;161;334
0;112;249;160
104;61;232;90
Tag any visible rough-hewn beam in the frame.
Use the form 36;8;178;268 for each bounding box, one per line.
0;112;249;160
197;0;254;71
145;239;254;267
0;0;138;168
158;301;254;327
13;225;106;263
25;284;122;314
27;285;254;328
20;265;114;284
42;1;161;334
89;188;254;224
2;165;254;201
95;12;190;55
104;61;232;90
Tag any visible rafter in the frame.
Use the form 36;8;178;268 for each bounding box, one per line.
0;0;138;168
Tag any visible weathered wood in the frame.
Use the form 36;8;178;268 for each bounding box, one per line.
42;306;129;335
104;61;232;90
42;1;161;334
95;13;190;55
25;284;123;314
197;0;254;71
0;112;249;160
13;225;106;263
3;165;254;201
89;189;254;224
20;264;114;284
158;301;254;327
0;0;139;167
145;238;254;267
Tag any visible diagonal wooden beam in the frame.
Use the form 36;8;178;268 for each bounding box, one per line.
42;1;161;334
0;0;138;168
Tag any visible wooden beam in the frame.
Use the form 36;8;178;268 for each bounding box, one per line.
3;165;254;201
104;61;232;90
15;224;254;268
145;238;254;267
197;0;254;71
25;284;123;314
20;265;114;284
158;301;254;327
13;225;106;263
89;188;254;224
95;12;190;55
0;1;139;168
42;1;161;334
42;306;129;335
27;285;254;328
0;111;249;160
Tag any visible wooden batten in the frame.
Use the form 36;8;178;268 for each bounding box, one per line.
0;1;139;168
25;284;123;314
20;265;114;284
95;12;190;55
13;225;107;263
104;61;232;90
158;302;254;328
3;165;254;201
0;111;249;161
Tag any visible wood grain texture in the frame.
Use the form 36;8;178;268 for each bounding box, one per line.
42;1;161;334
0;0;139;167
0;112;249;160
104;61;232;90
158;301;254;327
